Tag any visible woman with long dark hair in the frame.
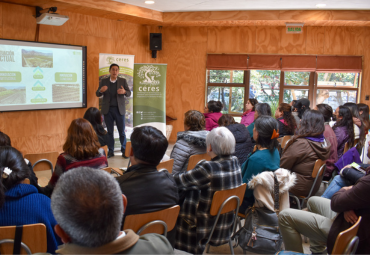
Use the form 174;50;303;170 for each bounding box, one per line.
316;104;338;180
0;146;61;253
239;116;280;213
333;106;354;159
344;102;365;150
280;110;330;197
275;102;296;137
42;118;108;197
204;100;223;131
241;98;258;126
357;103;370;132
83;107;109;147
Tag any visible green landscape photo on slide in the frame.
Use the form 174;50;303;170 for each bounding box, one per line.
0;85;26;104
22;49;53;68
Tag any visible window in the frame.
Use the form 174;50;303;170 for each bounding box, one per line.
205;56;361;118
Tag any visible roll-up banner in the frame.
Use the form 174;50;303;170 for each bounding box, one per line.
133;63;167;136
99;54;134;150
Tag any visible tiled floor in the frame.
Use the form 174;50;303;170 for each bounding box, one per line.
36;142;313;255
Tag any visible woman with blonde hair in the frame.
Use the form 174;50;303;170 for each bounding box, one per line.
42;118;108;197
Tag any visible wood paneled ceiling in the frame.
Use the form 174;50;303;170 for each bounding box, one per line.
3;0;370;27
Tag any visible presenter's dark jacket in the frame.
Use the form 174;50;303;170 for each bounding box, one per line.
96;76;131;115
116;164;179;246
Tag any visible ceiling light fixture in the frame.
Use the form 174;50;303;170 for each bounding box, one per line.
145;1;155;4
316;3;327;8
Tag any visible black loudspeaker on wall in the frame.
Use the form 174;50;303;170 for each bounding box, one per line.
150;33;162;58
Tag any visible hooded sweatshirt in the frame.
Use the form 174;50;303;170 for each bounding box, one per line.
280;137;331;197
170;130;209;174
226;123;253;165
204;112;222;131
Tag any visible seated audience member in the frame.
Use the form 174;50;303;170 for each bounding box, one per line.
295;98;310;119
275;102;296;137
239;116;280;213
218;114;253;165
204;100;223;131
0;131;38;188
316;104;338;181
170;110;209;174
116;126;178;219
247;103;272;138
344;103;365;147
290;100;300;125
280;110;330;197
333;106;354;159
358;103;370;133
174;127;242;254
51;168;174;254
279;160;370;254
83;107;109;147
322;139;370;199
42;118;108;197
240;98;258;126
0;146;61;253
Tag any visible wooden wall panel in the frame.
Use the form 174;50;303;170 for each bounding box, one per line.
323;27;364;55
2;3;36;41
279;27;306;54
207;27;256;53
159;27;208;141
306;26;325;54
256;27;281;54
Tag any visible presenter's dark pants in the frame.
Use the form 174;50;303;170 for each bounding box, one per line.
104;106;126;154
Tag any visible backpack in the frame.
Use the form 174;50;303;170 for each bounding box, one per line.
232;173;283;254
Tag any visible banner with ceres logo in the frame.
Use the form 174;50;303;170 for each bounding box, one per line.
133;64;167;136
99;53;134;150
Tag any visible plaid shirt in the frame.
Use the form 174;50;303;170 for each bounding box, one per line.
174;155;242;254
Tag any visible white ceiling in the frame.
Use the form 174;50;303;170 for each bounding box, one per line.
113;0;370;12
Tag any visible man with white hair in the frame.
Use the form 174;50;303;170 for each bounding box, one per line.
173;127;243;254
51;167;174;254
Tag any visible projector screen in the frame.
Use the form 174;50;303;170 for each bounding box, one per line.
0;39;86;112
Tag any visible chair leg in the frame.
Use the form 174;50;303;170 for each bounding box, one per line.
206;243;211;253
229;239;235;255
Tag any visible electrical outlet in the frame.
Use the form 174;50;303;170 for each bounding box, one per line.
366;95;370;101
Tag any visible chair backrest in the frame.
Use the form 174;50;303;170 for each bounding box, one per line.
101;145;108;157
0;223;47;254
24;152;59;173
157;159;174;174
343;142;350;154
187;153;211;171
102;167;123;176
210;183;247;216
124;205;180;236
311;159;326;178
125;141;132;158
280;135;292;149
331;216;362;254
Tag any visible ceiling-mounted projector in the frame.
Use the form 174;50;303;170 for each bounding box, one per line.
36;13;69;26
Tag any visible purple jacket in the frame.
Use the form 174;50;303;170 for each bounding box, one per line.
204;112;223;131
334;147;361;174
333;126;350;159
240;111;255;126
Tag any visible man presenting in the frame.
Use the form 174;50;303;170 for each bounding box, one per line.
96;63;131;158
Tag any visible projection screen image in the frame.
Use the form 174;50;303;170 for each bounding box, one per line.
0;39;87;112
